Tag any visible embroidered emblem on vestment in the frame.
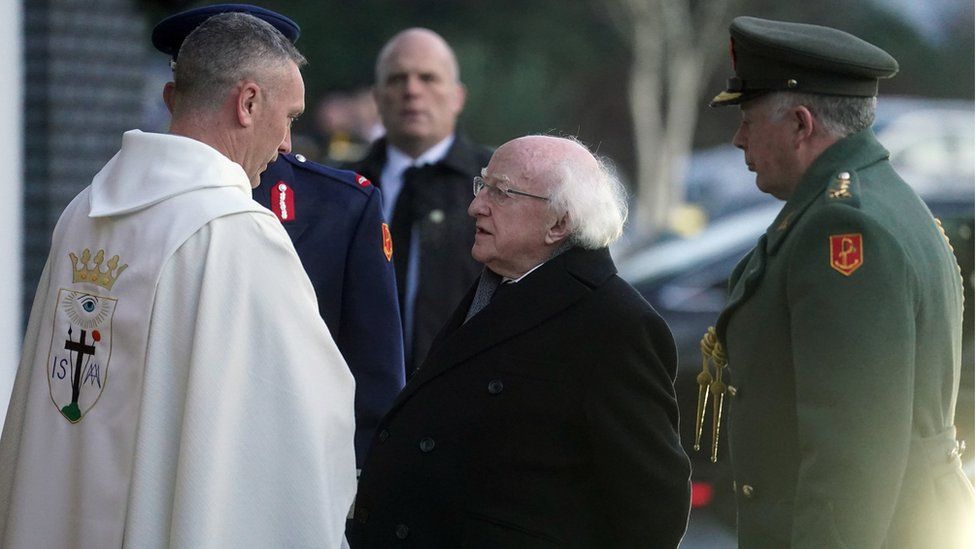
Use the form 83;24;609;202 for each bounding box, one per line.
48;289;117;423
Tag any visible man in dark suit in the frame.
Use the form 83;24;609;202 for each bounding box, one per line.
254;154;404;467
346;28;492;376
351;136;692;548
699;17;974;548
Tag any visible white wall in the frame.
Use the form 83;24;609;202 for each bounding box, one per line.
1;0;24;425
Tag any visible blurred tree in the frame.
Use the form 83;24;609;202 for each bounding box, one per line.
603;0;740;238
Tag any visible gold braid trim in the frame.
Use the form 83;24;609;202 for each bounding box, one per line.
696;327;728;462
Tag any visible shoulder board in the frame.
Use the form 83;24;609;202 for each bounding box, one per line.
824;170;862;208
281;154;375;196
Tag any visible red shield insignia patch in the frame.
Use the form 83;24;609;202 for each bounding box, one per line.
829;233;863;276
270;181;295;222
382;223;393;262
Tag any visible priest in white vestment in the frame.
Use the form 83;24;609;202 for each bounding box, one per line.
0;10;356;549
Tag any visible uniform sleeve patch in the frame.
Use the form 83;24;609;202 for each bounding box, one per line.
356;174;372;187
382;223;393;261
829;233;863;276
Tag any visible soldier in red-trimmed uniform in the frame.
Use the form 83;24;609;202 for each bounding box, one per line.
255;155;404;466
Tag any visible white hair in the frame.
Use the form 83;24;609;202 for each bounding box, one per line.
547;139;629;249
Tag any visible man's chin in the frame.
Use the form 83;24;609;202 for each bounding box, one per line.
470;245;489;265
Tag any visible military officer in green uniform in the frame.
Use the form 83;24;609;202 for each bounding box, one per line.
696;16;974;548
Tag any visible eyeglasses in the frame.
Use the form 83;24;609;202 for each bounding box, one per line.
473;175;550;205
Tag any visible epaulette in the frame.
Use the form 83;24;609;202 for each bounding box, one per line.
824;170;862;208
282;154;375;196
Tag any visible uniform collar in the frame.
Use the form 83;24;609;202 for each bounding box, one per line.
764;128;889;254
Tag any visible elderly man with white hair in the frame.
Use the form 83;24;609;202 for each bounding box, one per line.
350;135;692;548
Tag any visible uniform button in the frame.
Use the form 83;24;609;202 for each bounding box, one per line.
419;437;436;453
728;385;738;397
294;153;307;162
429;209;445;223
395;523;409;539
488;379;504;394
741;484;755;498
378;429;390;442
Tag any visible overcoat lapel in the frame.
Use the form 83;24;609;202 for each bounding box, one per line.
390;248;615;411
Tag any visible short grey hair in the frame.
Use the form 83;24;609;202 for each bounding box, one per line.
547;139;629;249
173;12;307;113
765;91;877;138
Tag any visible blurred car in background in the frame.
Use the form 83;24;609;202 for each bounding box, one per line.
683;96;974;222
619;96;974;546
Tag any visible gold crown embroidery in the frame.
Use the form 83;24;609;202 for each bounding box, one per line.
69;248;127;291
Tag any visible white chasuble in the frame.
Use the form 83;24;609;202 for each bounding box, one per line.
0;131;357;548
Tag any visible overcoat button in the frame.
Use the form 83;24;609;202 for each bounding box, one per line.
742;484;755;498
728;385;738;397
395;524;409;539
488;379;504;394
429;209;445;223
378;429;390;442
419;437;436;452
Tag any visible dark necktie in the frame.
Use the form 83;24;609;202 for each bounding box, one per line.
390;165;424;308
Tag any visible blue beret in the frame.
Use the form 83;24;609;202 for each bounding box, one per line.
152;3;300;59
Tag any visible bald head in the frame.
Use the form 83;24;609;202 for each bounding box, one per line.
373;28;466;157
493;136;600;196
376;28;459;83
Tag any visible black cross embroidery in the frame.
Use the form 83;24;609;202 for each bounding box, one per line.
64;329;96;407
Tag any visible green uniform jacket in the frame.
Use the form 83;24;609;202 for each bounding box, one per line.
716;129;973;548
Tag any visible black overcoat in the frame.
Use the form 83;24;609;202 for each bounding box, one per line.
351;247;692;548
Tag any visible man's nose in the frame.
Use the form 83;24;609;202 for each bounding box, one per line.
404;74;422;96
278;127;293;155
732;127;746;151
468;192;490;218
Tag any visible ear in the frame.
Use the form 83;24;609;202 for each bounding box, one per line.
162;82;176;114
544;212;571;245
453;82;467;116
237;82;261;128
792;105;816;147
